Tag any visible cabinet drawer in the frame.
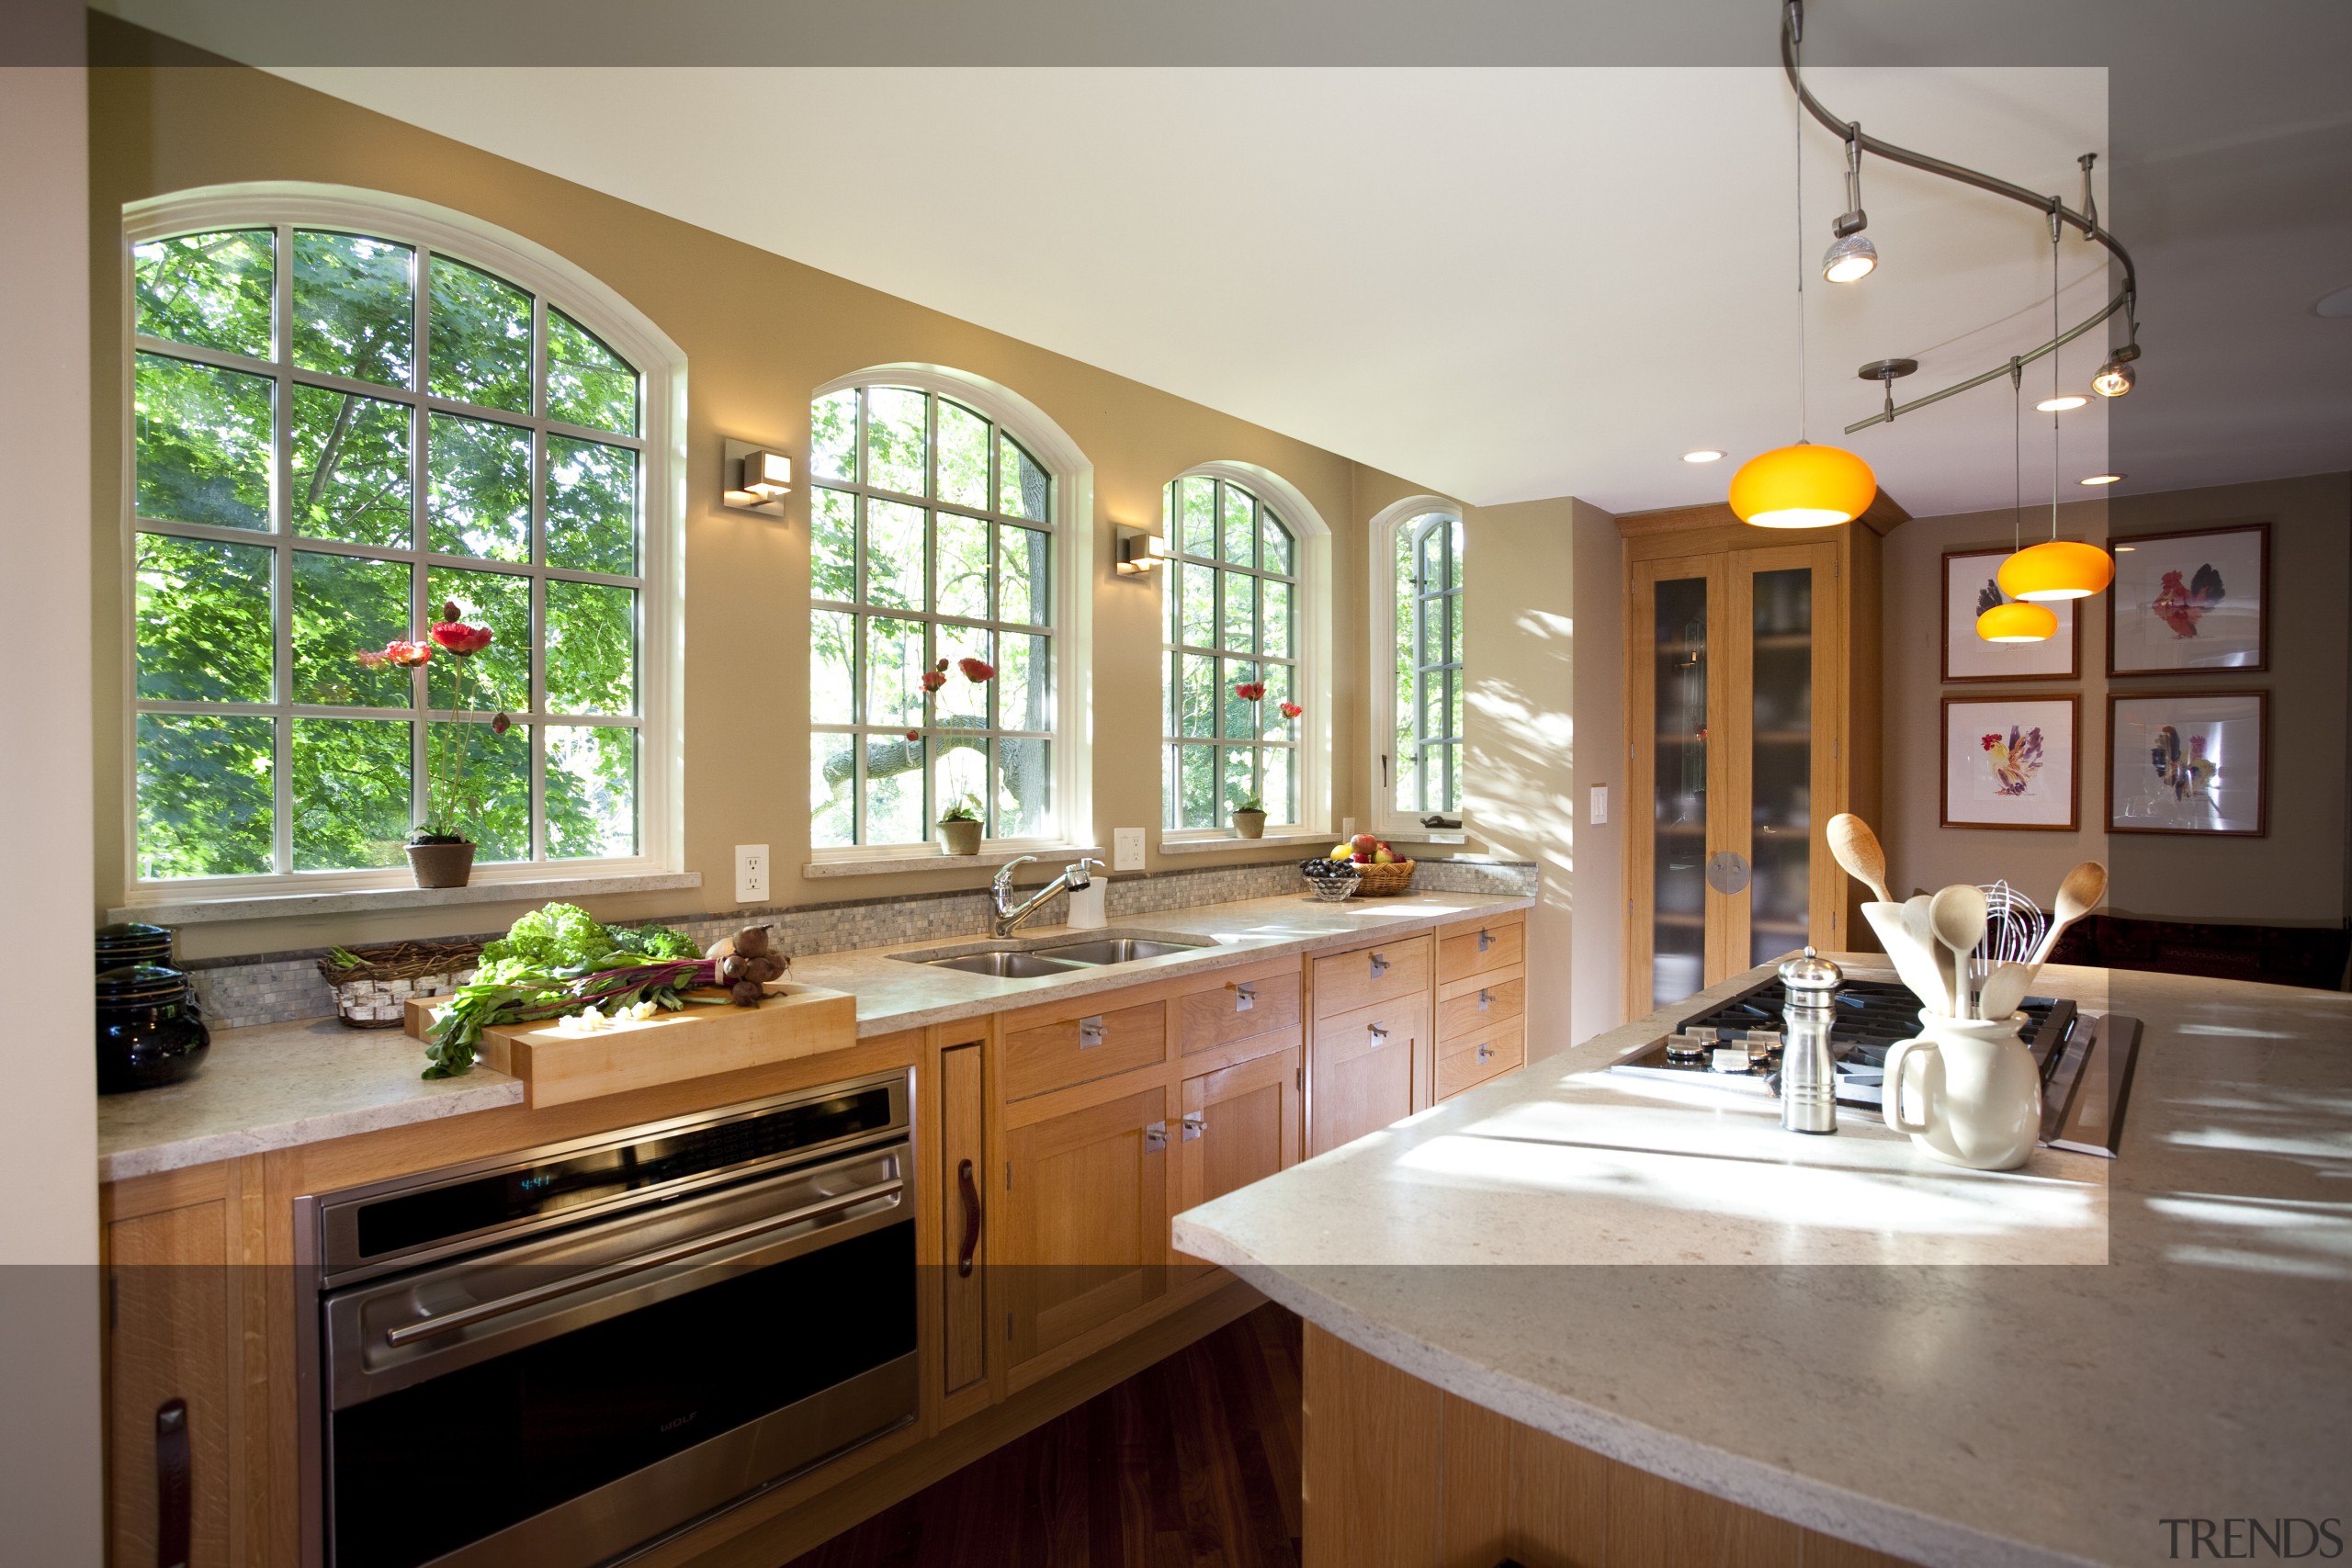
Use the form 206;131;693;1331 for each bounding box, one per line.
1436;1019;1524;1101
1179;965;1303;1057
1438;917;1525;984
1002;998;1168;1102
1436;973;1525;1043
1312;936;1432;1021
1309;997;1427;1156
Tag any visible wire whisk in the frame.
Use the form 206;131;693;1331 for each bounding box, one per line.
1973;879;2046;980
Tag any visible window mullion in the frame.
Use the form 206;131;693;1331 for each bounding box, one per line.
271;222;297;874
528;292;549;865
410;249;434;839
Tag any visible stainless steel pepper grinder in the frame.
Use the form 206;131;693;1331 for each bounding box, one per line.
1778;946;1842;1134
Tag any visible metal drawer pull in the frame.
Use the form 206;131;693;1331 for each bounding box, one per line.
1477;988;1492;1011
1368;1023;1388;1044
1078;1015;1104;1048
1182;1111;1205;1143
1477;1043;1495;1063
384;1176;904;1348
1233;983;1255;1012
1369;952;1389;977
1477;928;1494;953
1145;1120;1168;1153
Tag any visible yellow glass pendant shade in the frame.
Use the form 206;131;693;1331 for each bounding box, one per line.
1974;600;2058;644
1728;442;1878;529
1997;538;2114;602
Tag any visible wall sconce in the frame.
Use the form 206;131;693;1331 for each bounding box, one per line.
722;439;791;517
1114;525;1169;576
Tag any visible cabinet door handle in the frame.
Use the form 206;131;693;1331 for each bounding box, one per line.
1145;1120;1168;1153
156;1398;191;1568
1477;988;1492;1011
1369;952;1389;977
1232;983;1255;1012
1367;1023;1388;1045
1078;1015;1104;1048
1477;1043;1494;1064
956;1158;982;1279
1182;1111;1205;1143
1477;928;1494;953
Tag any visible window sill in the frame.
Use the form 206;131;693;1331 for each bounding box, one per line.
107;870;704;927
1158;829;1334;855
802;844;1106;880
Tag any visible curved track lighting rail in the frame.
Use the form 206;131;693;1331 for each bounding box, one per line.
1780;0;2140;434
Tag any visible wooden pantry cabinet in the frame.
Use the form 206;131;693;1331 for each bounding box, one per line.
1620;501;1900;1016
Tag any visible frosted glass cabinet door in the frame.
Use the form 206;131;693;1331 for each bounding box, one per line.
1747;565;1814;965
1649;574;1709;1008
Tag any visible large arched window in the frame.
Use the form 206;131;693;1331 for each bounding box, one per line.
1159;464;1331;838
120;185;683;893
1371;497;1465;836
807;368;1087;852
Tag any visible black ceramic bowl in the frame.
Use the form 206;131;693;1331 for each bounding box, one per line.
96;963;209;1094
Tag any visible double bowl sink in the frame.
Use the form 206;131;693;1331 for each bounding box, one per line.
892;931;1212;977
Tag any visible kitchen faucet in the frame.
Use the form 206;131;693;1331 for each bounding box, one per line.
990;855;1102;940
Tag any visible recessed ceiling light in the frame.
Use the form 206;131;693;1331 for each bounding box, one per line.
2114;545;2135;552
1682;449;1724;464
2036;395;2089;412
2078;473;2125;486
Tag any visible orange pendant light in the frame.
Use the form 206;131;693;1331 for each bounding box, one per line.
1994;213;2113;606
1975;599;2059;642
1730;442;1878;528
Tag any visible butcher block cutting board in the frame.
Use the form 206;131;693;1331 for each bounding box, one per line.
403;984;858;1107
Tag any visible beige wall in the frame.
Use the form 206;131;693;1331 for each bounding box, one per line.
89;32;1468;959
1462;498;1577;1055
1881;471;2351;926
1567;499;1626;1045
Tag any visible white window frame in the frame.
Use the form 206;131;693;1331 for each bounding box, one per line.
1159;461;1331;848
805;363;1094;867
117;182;687;906
1369;495;1466;840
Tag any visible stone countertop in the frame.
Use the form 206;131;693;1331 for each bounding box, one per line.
1171;956;2352;1568
99;889;1532;1183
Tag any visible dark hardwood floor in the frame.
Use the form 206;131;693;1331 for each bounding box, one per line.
786;1303;1304;1568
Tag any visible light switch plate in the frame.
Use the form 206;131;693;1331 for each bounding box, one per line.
1589;785;1609;826
1341;816;1356;835
1113;828;1145;872
734;843;769;904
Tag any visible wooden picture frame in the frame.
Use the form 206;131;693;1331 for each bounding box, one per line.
1939;694;2080;831
2108;689;2268;836
1940;547;2080;682
2108;522;2270;676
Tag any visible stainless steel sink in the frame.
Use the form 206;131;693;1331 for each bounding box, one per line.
1034;937;1210;965
923;951;1085;978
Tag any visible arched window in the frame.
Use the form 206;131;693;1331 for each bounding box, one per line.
1159;464;1331;837
120;185;683;893
807;368;1087;851
1371;498;1465;835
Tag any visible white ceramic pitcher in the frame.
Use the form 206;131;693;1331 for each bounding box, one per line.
1882;1010;2041;1171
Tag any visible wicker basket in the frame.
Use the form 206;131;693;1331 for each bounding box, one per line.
1349;859;1419;897
317;940;482;1028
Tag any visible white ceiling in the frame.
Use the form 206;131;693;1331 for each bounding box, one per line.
105;2;2352;518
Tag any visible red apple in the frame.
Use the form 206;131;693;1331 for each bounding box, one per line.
1351;833;1378;855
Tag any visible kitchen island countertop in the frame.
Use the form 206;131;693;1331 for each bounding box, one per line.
1171;955;2352;1568
99;888;1532;1182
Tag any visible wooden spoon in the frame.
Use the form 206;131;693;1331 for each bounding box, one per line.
1977;961;2036;1023
1899;895;1948;1015
2029;861;2109;964
1928;884;1990;1019
1826;813;1894;904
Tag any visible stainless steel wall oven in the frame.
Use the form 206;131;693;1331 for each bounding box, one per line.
296;1069;916;1568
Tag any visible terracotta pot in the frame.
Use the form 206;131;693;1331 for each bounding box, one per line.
937;818;983;856
405;840;476;888
1231;810;1267;840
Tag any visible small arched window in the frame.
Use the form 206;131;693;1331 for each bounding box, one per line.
1371;499;1465;834
120;185;683;893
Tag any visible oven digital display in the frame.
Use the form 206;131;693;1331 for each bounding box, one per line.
354;1088;899;1260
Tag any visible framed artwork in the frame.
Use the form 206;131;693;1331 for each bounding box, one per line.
2109;690;2267;836
2109;522;2269;675
1940;694;2080;831
1941;547;2080;682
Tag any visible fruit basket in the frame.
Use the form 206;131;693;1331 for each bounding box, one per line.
317;939;481;1028
1350;859;1418;896
1304;837;1418;897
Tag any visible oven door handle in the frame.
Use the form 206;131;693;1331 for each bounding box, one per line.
382;1175;904;1349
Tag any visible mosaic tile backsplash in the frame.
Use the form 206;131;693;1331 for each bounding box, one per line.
184;855;1538;1031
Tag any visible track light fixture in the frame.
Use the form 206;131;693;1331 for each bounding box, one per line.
2092;341;2139;398
1821;126;1877;282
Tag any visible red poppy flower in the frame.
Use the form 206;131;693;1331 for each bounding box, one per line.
919;670;946;693
905;728;921;741
957;657;996;682
491;712;513;737
1234;681;1266;702
1279;701;1303;719
440;600;462;624
432;621;494;657
933;658;950;673
356;639;433;670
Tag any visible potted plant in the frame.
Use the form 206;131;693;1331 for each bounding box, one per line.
358;603;511;888
937;794;984;856
1229;791;1268;839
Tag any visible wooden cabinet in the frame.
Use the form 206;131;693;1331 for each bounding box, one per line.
1001;995;1168;1102
1309;996;1427;1156
1000;1079;1171;1375
1179;967;1302;1056
937;1033;989;1406
1178;1045;1303;1222
1312;935;1432;1020
1433;912;1528;1102
1621;502;1897;1016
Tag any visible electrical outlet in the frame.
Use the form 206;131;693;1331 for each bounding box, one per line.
734;844;769;905
1589;785;1609;826
1113;828;1145;872
1342;816;1356;835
